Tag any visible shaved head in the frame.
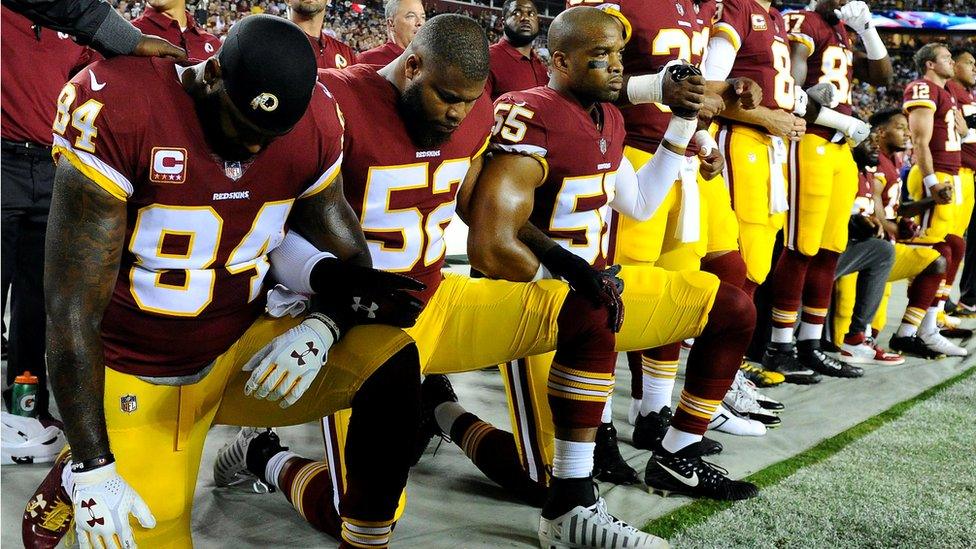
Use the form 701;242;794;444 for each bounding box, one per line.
409;13;490;81
548;6;623;55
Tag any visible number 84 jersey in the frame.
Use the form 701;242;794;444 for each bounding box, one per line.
51;57;345;377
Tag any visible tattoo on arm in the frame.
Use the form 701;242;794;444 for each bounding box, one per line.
290;175;372;268
44;161;126;463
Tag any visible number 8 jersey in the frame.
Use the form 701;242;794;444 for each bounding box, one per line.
785;10;854;141
51;57;345;377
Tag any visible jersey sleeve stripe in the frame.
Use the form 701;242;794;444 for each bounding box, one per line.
472;135;491;159
713;23;741;51
491;143;550;180
787;33;815;54
299;152;343;199
902;99;937;111
52;135;133;201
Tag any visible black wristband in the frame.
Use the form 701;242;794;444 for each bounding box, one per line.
71;453;115;473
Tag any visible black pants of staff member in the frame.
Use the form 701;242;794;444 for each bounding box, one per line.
2;140;54;418
959;204;976;308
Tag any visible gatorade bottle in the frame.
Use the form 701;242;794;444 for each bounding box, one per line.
11;371;38;418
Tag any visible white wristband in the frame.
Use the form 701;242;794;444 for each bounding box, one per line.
694;129;718;155
663;116;698;147
858;27;887;60
530;263;546;282
793;86;808;116
626;71;664;105
923;174;940;190
813;106;855;133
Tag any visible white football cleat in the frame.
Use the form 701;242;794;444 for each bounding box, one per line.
214;427;272;492
538;497;669;549
1;412;65;464
920;331;968;357
708;404;767;436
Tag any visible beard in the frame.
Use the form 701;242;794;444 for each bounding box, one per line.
504;24;538;48
399;82;453;149
196;93;256;162
292;0;326;17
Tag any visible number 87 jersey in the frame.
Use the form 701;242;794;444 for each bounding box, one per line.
51;57;346;378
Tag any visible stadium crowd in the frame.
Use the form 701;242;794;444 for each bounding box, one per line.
3;0;976;548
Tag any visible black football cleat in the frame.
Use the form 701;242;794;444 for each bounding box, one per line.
889;335;945;360
632;406;722;455
762;342;822;384
23;448;73;549
797;340;863;378
592;423;640;485
412;374;457;465
645;441;758;501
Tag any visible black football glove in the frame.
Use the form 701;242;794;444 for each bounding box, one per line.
541;245;625;332
964;112;976;129
308;258;426;331
666;63;704;120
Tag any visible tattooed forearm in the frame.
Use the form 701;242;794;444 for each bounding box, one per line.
45;161;127;462
291;175;372;268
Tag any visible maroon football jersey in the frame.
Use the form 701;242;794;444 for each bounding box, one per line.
946;79;976;170
492;86;626;270
785;9;854;141
308;31;356;69
903;78;961;176
487;38;550;100
1;6;94;145
715;0;795;114
852;168;874;215
319;65;494;304
131;7;221;61
566;0;716;153
876;152;902;219
51;57;345;377
356;41;404;66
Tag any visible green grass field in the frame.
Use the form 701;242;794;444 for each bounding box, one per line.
645;366;976;548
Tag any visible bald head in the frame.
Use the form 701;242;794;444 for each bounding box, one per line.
409;13;490;81
548;6;624;56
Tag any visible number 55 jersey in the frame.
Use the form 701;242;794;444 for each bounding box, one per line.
51;57;345;377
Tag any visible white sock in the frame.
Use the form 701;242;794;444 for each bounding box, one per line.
796;321;823;342
660;427;702;454
865;323;873;339
265;450;297;490
551;439;595;479
600;395;613;424
434;401;466;435
640;373;675;417
896;322;918;338
771;326;794;344
919;306;940;337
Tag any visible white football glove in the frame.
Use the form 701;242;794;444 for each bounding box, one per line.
835;1;872;32
846;118;872;146
805;82;839;108
243;314;339;408
69;462;155;549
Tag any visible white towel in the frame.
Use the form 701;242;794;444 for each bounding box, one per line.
768;136;789;214
674;156;701;243
266;284;309;318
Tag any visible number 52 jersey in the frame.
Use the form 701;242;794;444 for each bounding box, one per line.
51;57;345;377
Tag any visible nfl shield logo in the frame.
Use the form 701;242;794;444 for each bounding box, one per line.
224;161;243;181
599;138;608;154
120;394;137;414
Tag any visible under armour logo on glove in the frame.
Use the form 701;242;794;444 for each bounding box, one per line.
81;498;105;527
351;296;379;319
243;315;339;408
290;341;320;366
